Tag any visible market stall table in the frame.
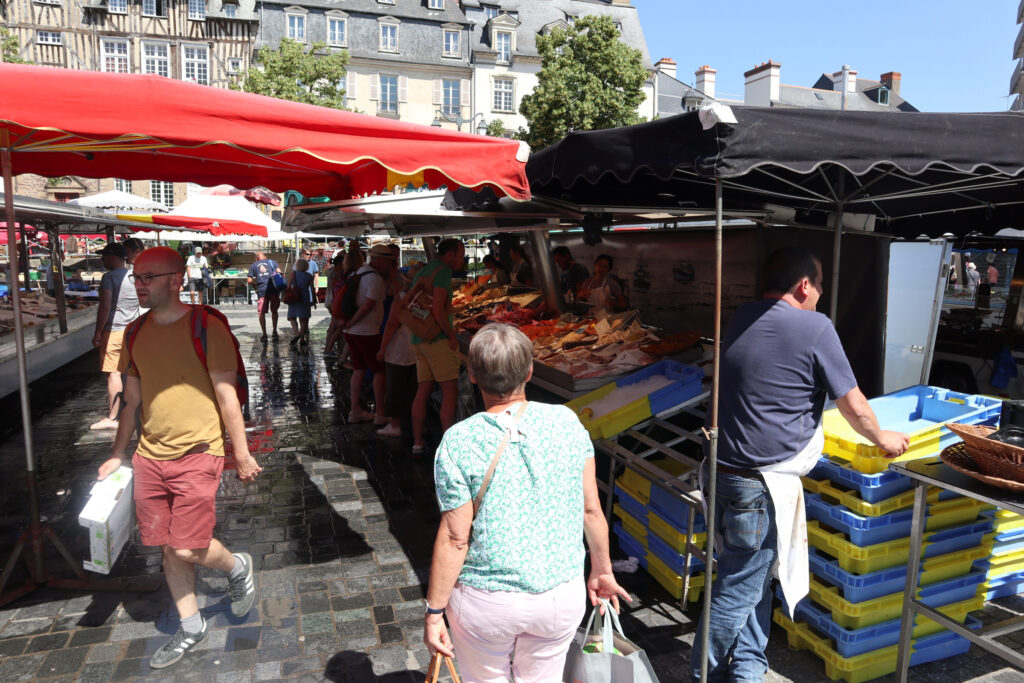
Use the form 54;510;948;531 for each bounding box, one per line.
892;455;1024;681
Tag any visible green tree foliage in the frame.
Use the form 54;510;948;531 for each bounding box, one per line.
518;15;647;150
1;28;30;64
233;39;349;109
485;119;507;137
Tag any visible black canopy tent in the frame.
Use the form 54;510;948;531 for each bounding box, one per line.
524;105;1024;682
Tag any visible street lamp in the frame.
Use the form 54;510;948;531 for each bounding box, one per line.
431;109;488;134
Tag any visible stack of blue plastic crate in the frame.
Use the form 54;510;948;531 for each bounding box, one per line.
774;385;1002;682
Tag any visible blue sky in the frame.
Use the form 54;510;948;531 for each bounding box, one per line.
635;0;1019;112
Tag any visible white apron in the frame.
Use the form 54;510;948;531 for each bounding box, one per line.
699;426;823;618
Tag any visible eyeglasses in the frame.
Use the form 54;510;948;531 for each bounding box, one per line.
129;271;179;285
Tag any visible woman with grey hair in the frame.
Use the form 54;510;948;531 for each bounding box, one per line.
423;323;629;682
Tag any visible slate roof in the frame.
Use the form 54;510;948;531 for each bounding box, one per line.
798;74;919;112
255;0;469;24
462;0;651;68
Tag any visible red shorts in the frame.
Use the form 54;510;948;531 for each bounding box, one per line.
132;451;224;549
257;290;280;316
343;332;385;373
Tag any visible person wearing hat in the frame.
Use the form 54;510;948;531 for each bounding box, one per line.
967;261;981;299
185;246;209;305
343;243;398;424
91;242;139;429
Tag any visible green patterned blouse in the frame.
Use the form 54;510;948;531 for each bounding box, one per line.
434;401;594;593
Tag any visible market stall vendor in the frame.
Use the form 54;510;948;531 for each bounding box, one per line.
552;246;590;299
577;254;626;313
481;254;511;285
691;246;909;682
507;244;534;287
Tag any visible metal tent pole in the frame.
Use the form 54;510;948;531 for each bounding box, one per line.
829;175;846;321
699;178;723;683
0;134;161;607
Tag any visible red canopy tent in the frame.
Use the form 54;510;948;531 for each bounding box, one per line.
0;63;530;200
0;63;531;606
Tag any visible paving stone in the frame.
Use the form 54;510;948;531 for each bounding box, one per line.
224;626;261;652
368;645;413;676
373;605;395;624
68;625;113;647
373;588;402;605
109;620;165;641
281;655;323;676
38;645;89;677
216;671;253;683
79;660;116;683
86;641;125;663
299;591;332;613
25;630;70;652
399;586;424;602
301;611;334;634
254;660;281;681
0;616;53;638
379;623;405;645
0;635;30;657
0;652;45;681
331;591;373;611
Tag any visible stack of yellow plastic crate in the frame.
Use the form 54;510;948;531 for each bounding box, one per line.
774;385;1002;682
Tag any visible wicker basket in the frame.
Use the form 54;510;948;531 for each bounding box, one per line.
940;442;1024;492
945;423;1024;465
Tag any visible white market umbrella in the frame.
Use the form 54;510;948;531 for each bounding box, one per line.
67;189;168;212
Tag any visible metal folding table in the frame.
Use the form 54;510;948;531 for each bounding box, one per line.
594;391;711;603
892;455;1024;681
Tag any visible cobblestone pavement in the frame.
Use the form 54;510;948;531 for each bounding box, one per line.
0;304;1021;682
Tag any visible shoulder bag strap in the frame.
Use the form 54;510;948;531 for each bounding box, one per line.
472;401;528;518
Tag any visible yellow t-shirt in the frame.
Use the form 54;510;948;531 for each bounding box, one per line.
120;311;237;460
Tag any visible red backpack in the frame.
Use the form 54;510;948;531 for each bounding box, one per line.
124;305;249;410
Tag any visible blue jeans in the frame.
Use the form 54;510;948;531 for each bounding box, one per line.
690;467;777;683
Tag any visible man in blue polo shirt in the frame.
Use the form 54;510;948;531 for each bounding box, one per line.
691;246;909;683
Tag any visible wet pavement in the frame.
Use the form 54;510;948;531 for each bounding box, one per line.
0;304;1021;682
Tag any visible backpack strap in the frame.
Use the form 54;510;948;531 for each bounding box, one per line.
123;311;151;374
190;305;210;370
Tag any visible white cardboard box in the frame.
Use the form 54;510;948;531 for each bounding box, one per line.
78;466;134;574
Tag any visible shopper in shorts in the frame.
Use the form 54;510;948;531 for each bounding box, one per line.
247;251;281;340
342;243;396;423
90;243;140;430
185;246;209;304
97;247;261;670
410;238;465;456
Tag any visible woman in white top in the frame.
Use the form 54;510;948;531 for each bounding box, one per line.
577;254;626;313
185;247;210;305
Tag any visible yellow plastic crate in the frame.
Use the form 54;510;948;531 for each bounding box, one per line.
773;608;973;683
808;575;985;629
647;509;706;554
802;477;949;517
990;508;1024;534
806;520;993;574
616;457;691;505
613;504;648;547
822;407;942;475
986;547;1024;578
566;382;651;440
645;552;711;603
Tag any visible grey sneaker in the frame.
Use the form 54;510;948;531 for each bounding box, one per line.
228;552;257;617
150;623;207;669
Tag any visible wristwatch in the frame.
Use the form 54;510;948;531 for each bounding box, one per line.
424;600;445;616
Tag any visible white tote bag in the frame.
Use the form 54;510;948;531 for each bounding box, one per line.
564;600;659;683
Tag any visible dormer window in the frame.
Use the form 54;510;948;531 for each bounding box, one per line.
483;4;499;20
495;30;511;63
327;11;348;46
428;0;443;9
379;18;400;53
878;86;890;106
443;28;461;58
223;1;237;17
286;7;308;41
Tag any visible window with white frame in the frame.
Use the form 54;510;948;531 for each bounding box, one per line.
227;57;243;74
223;2;237;17
287;13;306;41
142;42;169;76
150;180;174;209
379;22;398;52
328;17;346;46
442;79;460;117
34;0;62;5
492;77;514;112
443;29;460;57
183;44;209;85
115;179;132;194
108;0;127;13
37;31;62;45
377;0;394;4
495;30;511;63
101;39;129;73
483;4;498;20
188;0;205;20
379;74;398;114
142;0;166;16
428;0;443;8
338;73;347;99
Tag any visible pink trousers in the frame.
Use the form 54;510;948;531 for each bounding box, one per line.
447;576;586;683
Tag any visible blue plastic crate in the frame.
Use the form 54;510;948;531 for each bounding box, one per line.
807;545;991;604
804;492;984;546
612;522;648;569
992;527;1024;555
646;529;707;575
782;585;982;658
984;570;1024;600
613;484;649;526
811;457;915;503
648;477;700;526
648;505;706;536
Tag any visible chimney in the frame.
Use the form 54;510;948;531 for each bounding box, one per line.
744;60;781;107
696;65;716;99
880;71;901;96
655;57;677;80
831;64;858;93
